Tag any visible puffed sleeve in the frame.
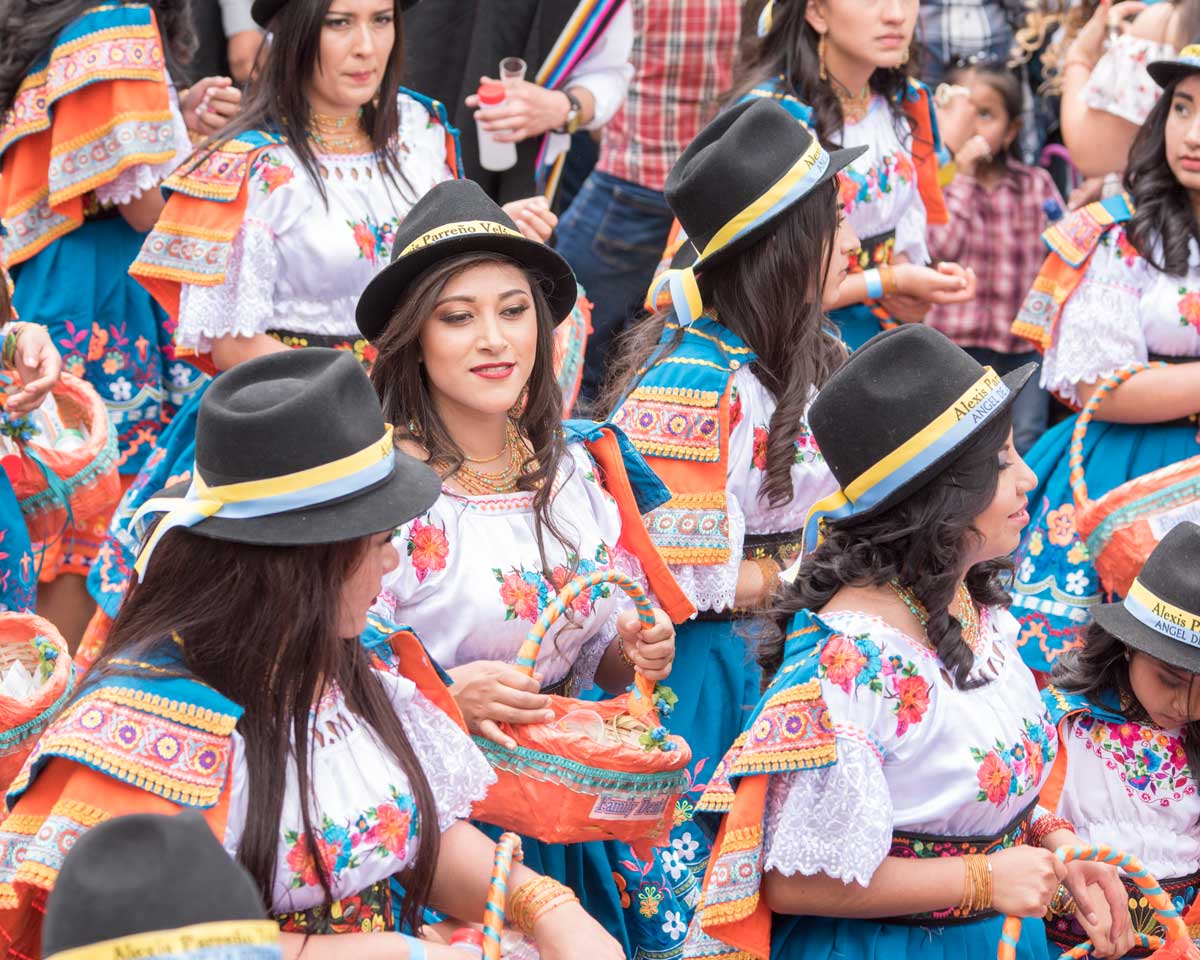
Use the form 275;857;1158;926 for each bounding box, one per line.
1083;34;1172;126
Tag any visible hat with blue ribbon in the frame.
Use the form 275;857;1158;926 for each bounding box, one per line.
131;348;441;577
649;97;866;328
1092;521;1200;674
802;325;1034;551
1148;41;1200;88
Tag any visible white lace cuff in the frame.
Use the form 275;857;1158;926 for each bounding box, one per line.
93;107;192;206
762;732;893;886
668;495;745;613
402;691;497;832
176;218;279;351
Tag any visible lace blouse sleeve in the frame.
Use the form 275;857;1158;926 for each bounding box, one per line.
1041;226;1149;405
664;489;745;614
1084;35;1173;126
894;185;931;265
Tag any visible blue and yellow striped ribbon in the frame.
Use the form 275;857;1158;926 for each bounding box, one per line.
1124;578;1200;649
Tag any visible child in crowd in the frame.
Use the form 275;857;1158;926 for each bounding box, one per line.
928;61;1063;456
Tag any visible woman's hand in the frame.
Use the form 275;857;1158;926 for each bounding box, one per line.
502;197;557;242
532;900;625;960
1051;835;1133;955
448;660;553;749
468;77;571;142
616;606;675;682
1071;881;1139;958
988;846;1066;918
893;261;976;305
1070;0;1145;68
180;77;243;135
5;324;62;414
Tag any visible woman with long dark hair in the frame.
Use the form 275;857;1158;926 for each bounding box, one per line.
0;348;621;960
0;0;219;645
81;0;559;662
723;0;976;351
1009;45;1200;676
682;325;1130;960
357;177;685;959
600;98;861;919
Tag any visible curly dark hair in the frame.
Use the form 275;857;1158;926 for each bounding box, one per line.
0;0;195;116
1124;77;1200;276
758;409;1015;689
724;0;916;150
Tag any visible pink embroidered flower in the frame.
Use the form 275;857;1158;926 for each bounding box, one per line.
286;833;337;887
371;803;412;855
729;389;743;431
894;675;930;735
819;633;868;693
406;518;449;583
976;751;1013;805
1113;721;1141;749
752;426;769;471
499;572;541;621
1024;736;1045;785
260;162;294;194
1179;290;1200;332
1115;229;1139;267
352;222;378;263
1045;504;1077;547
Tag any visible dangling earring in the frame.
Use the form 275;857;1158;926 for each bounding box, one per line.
818;33;828;82
900;45;910;66
509;385;529;418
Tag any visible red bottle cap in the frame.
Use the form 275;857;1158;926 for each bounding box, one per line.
450;928;485;947
477;81;506;106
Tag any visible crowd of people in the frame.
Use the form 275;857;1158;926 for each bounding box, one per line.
2;0;1200;959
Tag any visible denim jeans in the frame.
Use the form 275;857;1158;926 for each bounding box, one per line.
553;169;676;410
964;346;1048;456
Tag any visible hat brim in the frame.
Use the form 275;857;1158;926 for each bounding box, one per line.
694;143;869;272
1092;599;1200;674
253;0;417;28
356;232;578;341
151;452;441;547
1147;59;1200;89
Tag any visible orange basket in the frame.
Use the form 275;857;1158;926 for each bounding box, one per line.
0;613;75;792
998;845;1199;960
470;571;691;857
1;372;120;542
1070;363;1200;598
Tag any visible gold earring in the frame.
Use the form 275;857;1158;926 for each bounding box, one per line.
818;33;828;82
900;46;910;66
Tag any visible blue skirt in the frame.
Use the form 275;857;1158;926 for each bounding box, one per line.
10;218;207;478
831;304;888;352
1011;414;1200;674
771;914;1050;960
0;470;36;613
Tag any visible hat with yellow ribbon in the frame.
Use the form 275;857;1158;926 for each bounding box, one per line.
802;325;1035;552
1092;521;1200;674
1148;40;1200;88
131;348;441;577
649;97;866;328
356;178;578;341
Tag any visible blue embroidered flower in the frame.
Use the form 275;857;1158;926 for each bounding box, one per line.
854;637;882;688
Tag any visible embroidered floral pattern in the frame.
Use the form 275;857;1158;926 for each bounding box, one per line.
817;632;931;736
406;516;449;583
254;153;295;194
1179;289;1200;332
729;386;743;430
347;217;399;265
970;718;1055;805
1076;715;1194;804
493;549;615;622
752;426;768;471
1045;504;1077;546
751;423;823;470
839;151;916;214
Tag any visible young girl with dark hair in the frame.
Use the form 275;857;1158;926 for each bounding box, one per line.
682;324;1130;960
726;0;976;351
0;348;621;960
1010;45;1200;676
1039;521;1200;957
926;61;1062;456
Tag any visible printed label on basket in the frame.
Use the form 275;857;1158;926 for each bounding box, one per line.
589;794;671;821
1148;500;1200;541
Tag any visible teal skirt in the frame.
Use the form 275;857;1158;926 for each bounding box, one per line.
771;914;1050;960
831;304;888;352
0;469;36;613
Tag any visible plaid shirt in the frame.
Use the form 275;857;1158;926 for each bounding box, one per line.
926;160;1065;354
596;0;742;191
917;0;1026;64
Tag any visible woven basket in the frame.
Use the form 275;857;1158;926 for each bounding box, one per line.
0;613;75;792
471;571;691;856
998;845;1198;959
2;372;120;542
1070;363;1200;598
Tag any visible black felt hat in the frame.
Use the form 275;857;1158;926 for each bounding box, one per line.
1093;522;1200;674
1148;41;1200;88
802;325;1034;548
43;811;278;959
664;98;866;272
252;0;417;28
133;349;440;571
356;178;578;341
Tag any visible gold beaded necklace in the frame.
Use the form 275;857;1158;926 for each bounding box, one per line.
836;84;873;125
450;421;529;495
309;109;372;155
887;579;982;654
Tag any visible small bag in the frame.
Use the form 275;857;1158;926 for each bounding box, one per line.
470;571;691;857
1;372;120;542
1071;363;1200;598
0;613;76;792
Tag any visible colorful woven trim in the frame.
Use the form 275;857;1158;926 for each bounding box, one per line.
616;387;721;462
697;824;764;929
0;798;109;906
697;731;747;815
730;679;836;776
45;920;282;960
1043;193;1133;268
0;3;166;155
162;131;285;203
643;491;731;565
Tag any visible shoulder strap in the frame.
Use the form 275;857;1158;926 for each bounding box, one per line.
899;79;949;226
737;78;815;126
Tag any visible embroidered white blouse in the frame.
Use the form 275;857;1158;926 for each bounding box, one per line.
175;93;455;351
1084;34;1174;127
222;668;496;912
761;607;1057;886
372;442;643;692
1056;711;1200;880
669;366;838;614
837;97;931;266
1041;226;1200;406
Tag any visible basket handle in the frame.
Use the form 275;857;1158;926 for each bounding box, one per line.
514;569;657;706
483;831;523;960
1069;363;1165;509
998;844;1188;960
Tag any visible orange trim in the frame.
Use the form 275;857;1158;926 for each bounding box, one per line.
902;89;948;227
1038;716;1073;814
385;628;469;733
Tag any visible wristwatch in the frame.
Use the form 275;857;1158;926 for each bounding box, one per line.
556;89;583;135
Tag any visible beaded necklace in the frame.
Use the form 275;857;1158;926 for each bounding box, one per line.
836;84;872;125
449;421;529;495
309;109;372;155
887;579;982;654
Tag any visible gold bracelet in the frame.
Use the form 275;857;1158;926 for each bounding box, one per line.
879;264;899;298
508;876;578;935
958;854;991;914
617;636;637;668
752;556;781;595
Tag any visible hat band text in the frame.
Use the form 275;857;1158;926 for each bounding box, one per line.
399;220;524;257
45;919;282;960
1124;578;1200;649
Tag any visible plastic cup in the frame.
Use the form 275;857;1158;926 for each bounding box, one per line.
500;57;527;85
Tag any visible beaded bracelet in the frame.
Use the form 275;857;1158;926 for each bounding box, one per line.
879;264;899;297
617;636;637;669
752;556;781;595
508;876;579;935
1029;813;1075;849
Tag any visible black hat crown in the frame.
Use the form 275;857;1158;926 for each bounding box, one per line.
1148;40;1200;88
43;812;273;958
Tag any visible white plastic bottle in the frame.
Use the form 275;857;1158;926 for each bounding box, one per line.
475;81;518;172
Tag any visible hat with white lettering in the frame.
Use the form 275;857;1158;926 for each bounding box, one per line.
802;325;1035;550
356;178;578;341
1092;522;1200;674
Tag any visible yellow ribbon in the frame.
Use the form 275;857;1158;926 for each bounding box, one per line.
45;919;282;960
399;220;524;257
